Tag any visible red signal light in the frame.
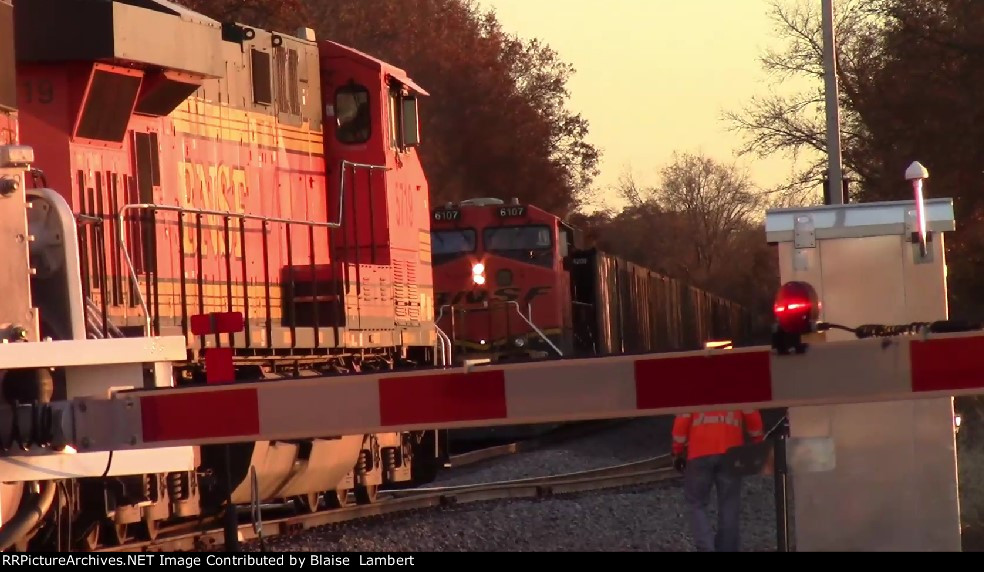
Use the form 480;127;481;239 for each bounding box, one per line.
773;281;820;335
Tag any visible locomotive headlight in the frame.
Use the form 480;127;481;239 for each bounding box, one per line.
514;337;525;347
472;263;486;285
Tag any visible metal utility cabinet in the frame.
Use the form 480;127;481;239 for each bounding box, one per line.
765;197;961;551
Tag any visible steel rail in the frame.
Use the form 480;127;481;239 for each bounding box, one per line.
444;419;631;467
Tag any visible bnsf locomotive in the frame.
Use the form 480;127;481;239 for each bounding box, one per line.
3;0;445;551
430;198;755;364
431;198;577;363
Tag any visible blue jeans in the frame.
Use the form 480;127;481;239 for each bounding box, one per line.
683;453;742;552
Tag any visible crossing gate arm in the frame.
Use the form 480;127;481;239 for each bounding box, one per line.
17;330;984;454
0;335;187;369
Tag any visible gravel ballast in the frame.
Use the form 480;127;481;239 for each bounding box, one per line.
244;414;786;552
251;475;779;552
237;408;984;552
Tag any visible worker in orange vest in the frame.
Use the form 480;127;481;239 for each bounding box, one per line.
671;409;765;552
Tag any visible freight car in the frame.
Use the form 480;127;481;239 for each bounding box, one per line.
567;248;757;356
430;197;757;444
4;0;446;551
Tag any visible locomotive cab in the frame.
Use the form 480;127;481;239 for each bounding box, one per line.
431;197;574;364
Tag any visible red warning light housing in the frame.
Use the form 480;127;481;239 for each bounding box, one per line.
774;281;820;335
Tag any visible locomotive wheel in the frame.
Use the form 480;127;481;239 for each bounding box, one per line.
107;521;128;546
323;489;350;509
354;485;378;505
293;492;320;514
78;522;101;551
136;514;159;541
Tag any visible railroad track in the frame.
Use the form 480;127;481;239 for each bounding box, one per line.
96;454;678;553
445;419;632;467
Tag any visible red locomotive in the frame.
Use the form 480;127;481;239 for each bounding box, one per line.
430;197;576;364
7;0;445;550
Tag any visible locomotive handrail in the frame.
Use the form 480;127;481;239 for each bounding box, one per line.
335;160;390;227
434;324;452;366
436;302;564;358
435;306;453;365
507;301;563;357
115;202;360;336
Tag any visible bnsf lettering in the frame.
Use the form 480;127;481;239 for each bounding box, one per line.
436;286;551;307
178;161;247;258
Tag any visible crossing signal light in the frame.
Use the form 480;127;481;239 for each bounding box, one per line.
772;281;821;354
774;281;820;335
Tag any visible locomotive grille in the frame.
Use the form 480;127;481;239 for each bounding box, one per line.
394;259;420;325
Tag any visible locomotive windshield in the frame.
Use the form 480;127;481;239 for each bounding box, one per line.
483;226;552;251
483;225;554;268
431;229;476;263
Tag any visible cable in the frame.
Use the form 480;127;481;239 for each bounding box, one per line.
100;451;114;478
817;319;984;339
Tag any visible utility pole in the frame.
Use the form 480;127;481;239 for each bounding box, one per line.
822;0;844;205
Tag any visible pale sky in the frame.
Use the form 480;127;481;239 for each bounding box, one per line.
478;0;821;211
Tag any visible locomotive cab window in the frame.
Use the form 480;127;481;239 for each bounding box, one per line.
484;225;554;268
387;83;420;150
484;226;552;251
335;84;370;144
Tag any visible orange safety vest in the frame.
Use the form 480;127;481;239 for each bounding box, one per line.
671;409;765;460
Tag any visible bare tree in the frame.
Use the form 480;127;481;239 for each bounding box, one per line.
723;0;889;204
653;152;764;278
598;153;767;289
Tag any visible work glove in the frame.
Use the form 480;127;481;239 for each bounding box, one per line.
673;455;687;473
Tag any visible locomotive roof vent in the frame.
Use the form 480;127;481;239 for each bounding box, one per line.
459;198;505;207
296;27;317;42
